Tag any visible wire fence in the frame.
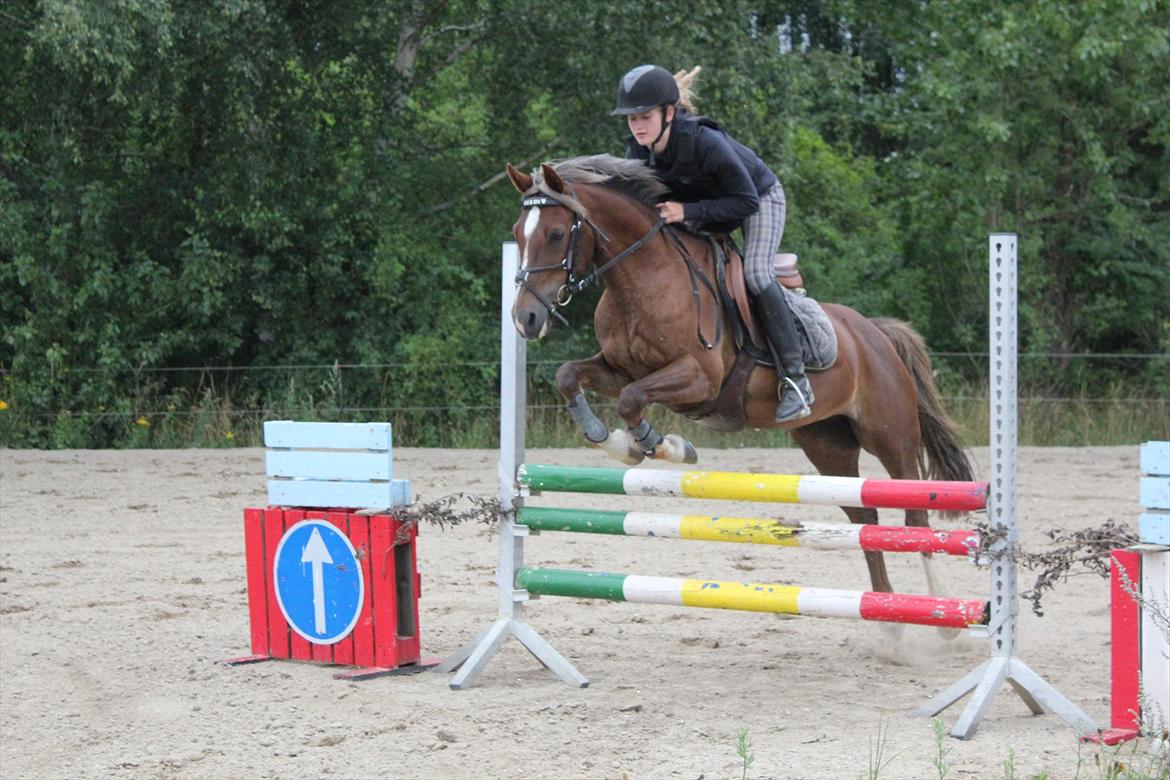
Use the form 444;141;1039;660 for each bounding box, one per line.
3;352;1167;418
2;352;1166;447
6;396;1168;421
4;352;1166;375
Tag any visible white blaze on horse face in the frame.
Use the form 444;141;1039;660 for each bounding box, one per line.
522;206;541;266
514;205;552;340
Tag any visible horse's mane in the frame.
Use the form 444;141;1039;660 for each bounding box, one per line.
530;154;668;219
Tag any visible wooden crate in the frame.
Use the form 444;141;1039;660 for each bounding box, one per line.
238;508;421;675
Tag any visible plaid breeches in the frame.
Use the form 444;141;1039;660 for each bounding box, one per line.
741;183;787;295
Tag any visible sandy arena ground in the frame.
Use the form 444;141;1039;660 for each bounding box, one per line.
0;445;1161;779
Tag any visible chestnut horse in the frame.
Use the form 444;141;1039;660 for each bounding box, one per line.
506;155;973;599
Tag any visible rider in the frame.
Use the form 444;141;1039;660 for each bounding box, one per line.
612;64;813;423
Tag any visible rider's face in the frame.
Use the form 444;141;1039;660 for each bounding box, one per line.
627;106;674;153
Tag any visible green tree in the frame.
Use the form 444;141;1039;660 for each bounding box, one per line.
2;0;1165;447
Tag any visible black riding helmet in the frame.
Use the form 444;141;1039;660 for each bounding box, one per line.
611;65;679;115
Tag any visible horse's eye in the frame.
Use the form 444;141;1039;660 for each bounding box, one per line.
549;229;565;242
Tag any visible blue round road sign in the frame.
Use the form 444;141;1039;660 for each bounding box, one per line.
273;520;364;645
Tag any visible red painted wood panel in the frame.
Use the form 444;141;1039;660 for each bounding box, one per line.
1111;550;1142;731
263;508;290;659
327;511;355;667
349;515;376;668
371;515;397;669
243;508;269;656
244;507;420;672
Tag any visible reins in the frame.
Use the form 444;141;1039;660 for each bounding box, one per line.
570;216;664;294
663;226;721;350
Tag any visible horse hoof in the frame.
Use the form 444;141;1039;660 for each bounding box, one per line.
936;626;960;641
596;430;642;465
653;434;697;464
621;449;645;466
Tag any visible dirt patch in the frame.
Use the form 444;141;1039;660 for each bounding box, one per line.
0;446;1146;778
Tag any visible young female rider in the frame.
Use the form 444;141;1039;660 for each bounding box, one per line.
612;64;812;423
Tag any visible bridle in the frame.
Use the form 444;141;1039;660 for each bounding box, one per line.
513;191;665;327
513;185;721;349
513;194;593;327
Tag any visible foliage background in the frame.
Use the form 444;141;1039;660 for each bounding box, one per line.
2;0;1167;447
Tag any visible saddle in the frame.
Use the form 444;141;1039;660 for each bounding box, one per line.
681;235;837;431
716;237;806;350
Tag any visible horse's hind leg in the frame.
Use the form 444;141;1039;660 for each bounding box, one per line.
857;416;959;639
789;418;892;594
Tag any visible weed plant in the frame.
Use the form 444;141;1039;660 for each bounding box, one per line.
735;727;755;780
842;720;1170;780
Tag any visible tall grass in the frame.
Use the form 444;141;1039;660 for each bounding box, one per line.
523;378;1169;448
935;382;1170;447
1;373;1165;449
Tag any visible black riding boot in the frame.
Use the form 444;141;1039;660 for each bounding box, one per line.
754;281;814;423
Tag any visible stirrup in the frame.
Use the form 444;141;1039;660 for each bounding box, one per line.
775;376;812;423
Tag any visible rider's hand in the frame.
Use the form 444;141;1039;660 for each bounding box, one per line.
656;201;685;224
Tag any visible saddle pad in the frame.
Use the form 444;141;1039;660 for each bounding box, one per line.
785;288;838;371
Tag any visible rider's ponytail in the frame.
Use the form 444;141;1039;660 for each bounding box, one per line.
673;66;701;112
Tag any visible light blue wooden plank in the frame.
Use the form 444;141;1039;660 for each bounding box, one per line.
1140;512;1170;546
1141;441;1170;477
389;480;411;507
1141;476;1170;510
267;479;412;510
266;451;392;481
263;421;392;451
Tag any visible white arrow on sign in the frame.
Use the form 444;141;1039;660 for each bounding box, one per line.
301;528;334;634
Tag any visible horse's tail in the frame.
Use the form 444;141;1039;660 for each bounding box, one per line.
870;318;975;488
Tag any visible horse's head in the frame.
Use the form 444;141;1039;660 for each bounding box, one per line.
506;162;599;340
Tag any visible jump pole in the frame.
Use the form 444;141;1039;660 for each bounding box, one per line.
517;463;989;511
516;567;989;629
440;234;1097;739
517;506;980;556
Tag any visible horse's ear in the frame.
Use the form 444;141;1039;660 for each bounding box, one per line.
541;163;566;194
506;163;533;193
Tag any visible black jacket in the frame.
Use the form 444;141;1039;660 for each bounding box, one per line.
625;110;778;233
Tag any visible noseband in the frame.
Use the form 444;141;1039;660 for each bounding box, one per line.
514;192;665;327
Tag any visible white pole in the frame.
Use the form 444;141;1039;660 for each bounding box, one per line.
915;234;1097;738
437;242;586;688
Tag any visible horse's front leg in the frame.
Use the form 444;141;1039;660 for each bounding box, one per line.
554;354;646;465
556;354;714;465
610;354;718;465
